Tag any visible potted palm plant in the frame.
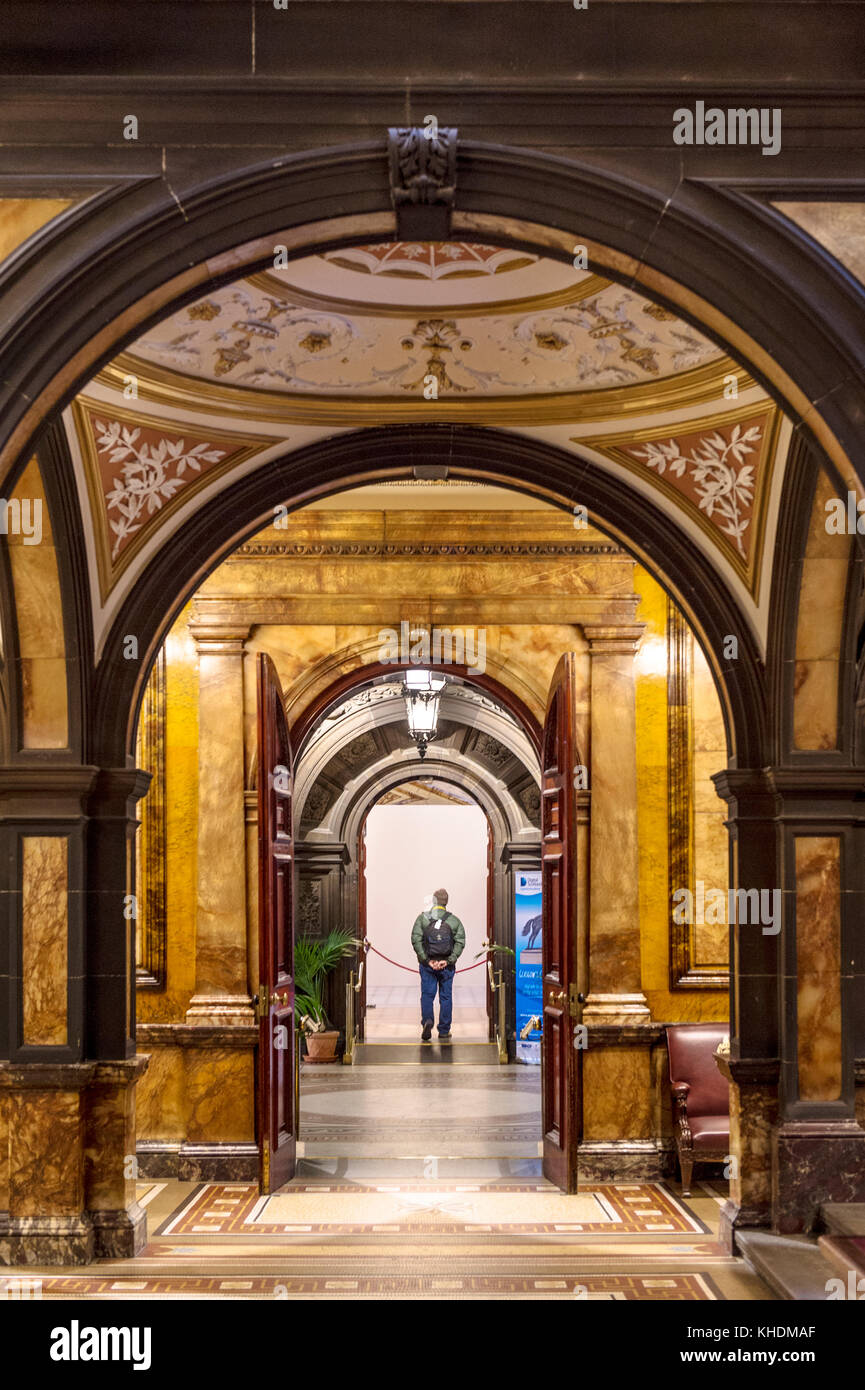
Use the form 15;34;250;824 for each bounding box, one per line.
294;926;359;1062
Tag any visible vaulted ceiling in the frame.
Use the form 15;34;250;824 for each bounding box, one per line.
60;239;790;654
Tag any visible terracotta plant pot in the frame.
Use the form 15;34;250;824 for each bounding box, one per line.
304;1029;339;1063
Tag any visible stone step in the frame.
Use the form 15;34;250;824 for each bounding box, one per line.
818;1234;865;1289
737;1230;838;1301
820;1202;865;1236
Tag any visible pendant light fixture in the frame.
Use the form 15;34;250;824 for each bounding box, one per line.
401;669;446;758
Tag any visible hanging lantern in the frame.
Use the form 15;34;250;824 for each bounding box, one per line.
402;669;446;758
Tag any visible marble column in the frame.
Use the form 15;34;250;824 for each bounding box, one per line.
0;766;151;1263
187;623;253;1026
770;782;865;1234
582;625;649;1024
711;769;780;1248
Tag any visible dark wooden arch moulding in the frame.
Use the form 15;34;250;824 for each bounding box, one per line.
0;139;861;777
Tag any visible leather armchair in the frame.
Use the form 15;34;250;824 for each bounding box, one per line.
666;1023;730;1196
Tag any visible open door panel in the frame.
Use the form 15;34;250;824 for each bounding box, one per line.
256;651;297;1194
541;653;583;1192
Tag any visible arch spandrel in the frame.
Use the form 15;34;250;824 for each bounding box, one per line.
0;150;859;778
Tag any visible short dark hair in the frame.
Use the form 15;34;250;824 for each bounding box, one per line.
433;888;449;906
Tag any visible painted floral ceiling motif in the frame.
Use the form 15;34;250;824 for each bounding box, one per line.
580;405;781;584
70;399;281;594
130;277;723;398
321;242;537;279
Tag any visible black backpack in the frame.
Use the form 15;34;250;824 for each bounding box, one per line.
422;912;456;959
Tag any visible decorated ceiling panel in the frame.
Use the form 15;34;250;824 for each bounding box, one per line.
129;260;724;398
62;238;789;654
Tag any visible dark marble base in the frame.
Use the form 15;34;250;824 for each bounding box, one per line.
0;1215;94;1267
577;1139;673;1183
773;1121;865;1234
90;1203;148;1258
137;1141;259;1182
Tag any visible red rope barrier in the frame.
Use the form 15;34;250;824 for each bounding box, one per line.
365;942;488;975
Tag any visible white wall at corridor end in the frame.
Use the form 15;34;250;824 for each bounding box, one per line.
364;803;489;997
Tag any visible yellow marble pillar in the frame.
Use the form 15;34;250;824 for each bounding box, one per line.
186;623;253;1026
582;625;650;1024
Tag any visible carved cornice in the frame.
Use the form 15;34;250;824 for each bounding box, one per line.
188;621;251;654
0;765;100;819
583;623;647;655
234;539;625;560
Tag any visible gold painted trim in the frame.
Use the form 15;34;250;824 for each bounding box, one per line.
98;353;753;429
576;401;783;598
70;397;285;603
247;267;613;319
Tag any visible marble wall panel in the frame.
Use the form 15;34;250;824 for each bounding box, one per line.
137;606;199;1023
184;1048;255;1144
135;1046;186;1141
692;640;729;968
9;1091;83;1217
793;471;851;751
0;1094;8;1210
195;642;247;1001
7;458;68;749
634;570;672;1015
21;835;68;1046
85;1078;136;1211
728;1078;776;1220
796;836;842;1103
587;644;643;996
773;202;865;289
583;1047;653;1141
0;198;72;266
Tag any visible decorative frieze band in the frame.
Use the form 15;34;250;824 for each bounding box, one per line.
235;540;624;559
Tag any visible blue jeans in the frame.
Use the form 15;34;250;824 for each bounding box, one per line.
419;962;455;1034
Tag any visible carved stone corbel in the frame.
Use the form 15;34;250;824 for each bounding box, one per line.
387;125;457;240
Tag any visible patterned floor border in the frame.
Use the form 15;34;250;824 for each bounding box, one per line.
16;1271;723;1301
154;1180;710;1238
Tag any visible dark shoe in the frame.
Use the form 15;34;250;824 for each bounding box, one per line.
421;1022;432;1041
438;1032;451;1041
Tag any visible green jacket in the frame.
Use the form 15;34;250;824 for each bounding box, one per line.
411;905;466;967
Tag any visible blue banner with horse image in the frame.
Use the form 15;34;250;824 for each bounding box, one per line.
514;871;543;1064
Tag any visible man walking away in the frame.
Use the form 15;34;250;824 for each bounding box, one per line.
411;888;466;1041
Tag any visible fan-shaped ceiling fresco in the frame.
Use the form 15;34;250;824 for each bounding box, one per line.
60;239;789;652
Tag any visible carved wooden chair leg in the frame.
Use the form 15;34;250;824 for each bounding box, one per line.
679;1150;694;1197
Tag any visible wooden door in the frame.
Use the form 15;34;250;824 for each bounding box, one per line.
256;652;296;1193
357;816;368;1040
541;653;582;1191
486;818;495;1041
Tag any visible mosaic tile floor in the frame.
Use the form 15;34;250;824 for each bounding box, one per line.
1;1061;775;1300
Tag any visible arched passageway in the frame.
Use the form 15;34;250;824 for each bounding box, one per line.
2;137;864;1266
